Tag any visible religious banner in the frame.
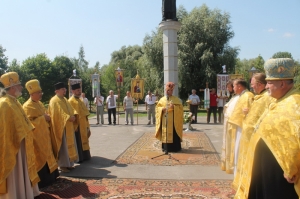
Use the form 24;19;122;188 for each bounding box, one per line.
131;74;144;99
115;67;124;87
91;73;100;97
217;74;229;97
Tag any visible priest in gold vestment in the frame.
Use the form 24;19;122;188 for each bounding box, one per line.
48;82;78;173
0;72;40;199
234;58;299;199
232;73;272;190
221;80;240;173
228;78;254;175
155;82;183;153
69;83;91;162
23;79;59;188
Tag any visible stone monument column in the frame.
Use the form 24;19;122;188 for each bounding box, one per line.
159;20;181;96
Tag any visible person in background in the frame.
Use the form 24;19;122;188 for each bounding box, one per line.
106;90;118;125
0;72;40;198
188;89;200;123
123;91;137;125
217;95;226;124
94;93;104;125
145;91;156;125
23;79;59;188
81;92;89;110
207;88;218;124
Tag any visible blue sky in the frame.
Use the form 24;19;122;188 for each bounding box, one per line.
1;0;299;67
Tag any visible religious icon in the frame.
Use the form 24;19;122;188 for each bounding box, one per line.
134;82;141;93
115;67;124;87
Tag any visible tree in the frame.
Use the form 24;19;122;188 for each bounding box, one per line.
272;52;293;59
177;4;239;97
0;45;8;76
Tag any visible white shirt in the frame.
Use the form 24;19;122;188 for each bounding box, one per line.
83;97;89;109
106;95;118;109
94;96;104;106
145;94;156;105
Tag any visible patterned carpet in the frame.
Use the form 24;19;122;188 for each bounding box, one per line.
114;132;220;166
37;177;235;199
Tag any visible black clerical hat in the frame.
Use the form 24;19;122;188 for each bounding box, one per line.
71;83;81;90
54;82;65;90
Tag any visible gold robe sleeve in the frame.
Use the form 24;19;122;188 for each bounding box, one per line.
0;96;39;193
23;99;58;173
69;96;90;151
48;95;78;162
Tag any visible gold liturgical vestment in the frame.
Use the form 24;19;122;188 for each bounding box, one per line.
232;91;272;190
0;95;40;194
235;88;300;198
155;96;183;143
23;99;58;173
48;95;77;162
68;96;90;151
226;90;254;174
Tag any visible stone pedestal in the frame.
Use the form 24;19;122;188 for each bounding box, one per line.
159;20;181;97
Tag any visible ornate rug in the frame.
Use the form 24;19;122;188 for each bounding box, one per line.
38;177;235;199
114;132;220;166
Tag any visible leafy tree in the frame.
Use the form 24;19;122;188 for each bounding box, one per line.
272;52;293;59
178;4;238;97
0;45;8;76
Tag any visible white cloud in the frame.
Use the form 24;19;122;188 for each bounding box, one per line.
283;32;294;38
268;28;275;32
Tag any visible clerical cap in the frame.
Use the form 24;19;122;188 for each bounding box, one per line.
25;79;42;94
54;82;65;90
71;83;81;90
0;72;21;88
165;82;175;91
264;58;295;80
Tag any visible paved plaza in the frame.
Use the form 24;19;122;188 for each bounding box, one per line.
61;113;233;181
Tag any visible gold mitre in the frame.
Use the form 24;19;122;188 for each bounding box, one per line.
0;72;21;88
25;79;42;94
264;58;294;80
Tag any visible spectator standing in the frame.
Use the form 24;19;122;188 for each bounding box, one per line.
94;93;104;125
106;90;118;125
123;91;136;125
188;89;200;123
207;88;218;124
145;91;156;125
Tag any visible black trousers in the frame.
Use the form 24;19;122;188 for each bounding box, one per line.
108;108;116;124
218;107;224;123
189;105;198;123
207;106;217;123
248;139;298;199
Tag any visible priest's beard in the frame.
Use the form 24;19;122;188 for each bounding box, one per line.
15;89;22;97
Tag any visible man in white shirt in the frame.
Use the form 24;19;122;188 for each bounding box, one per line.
123;91;137;125
188;89;200;123
106;90;118;125
145;91;156;125
94;93;104;125
81;93;89;110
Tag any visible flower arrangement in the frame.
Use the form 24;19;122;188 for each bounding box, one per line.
183;112;195;124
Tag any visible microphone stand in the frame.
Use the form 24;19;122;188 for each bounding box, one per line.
151;96;180;162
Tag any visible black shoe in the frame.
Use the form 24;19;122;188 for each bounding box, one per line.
96;123;99;125
108;123;112;125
